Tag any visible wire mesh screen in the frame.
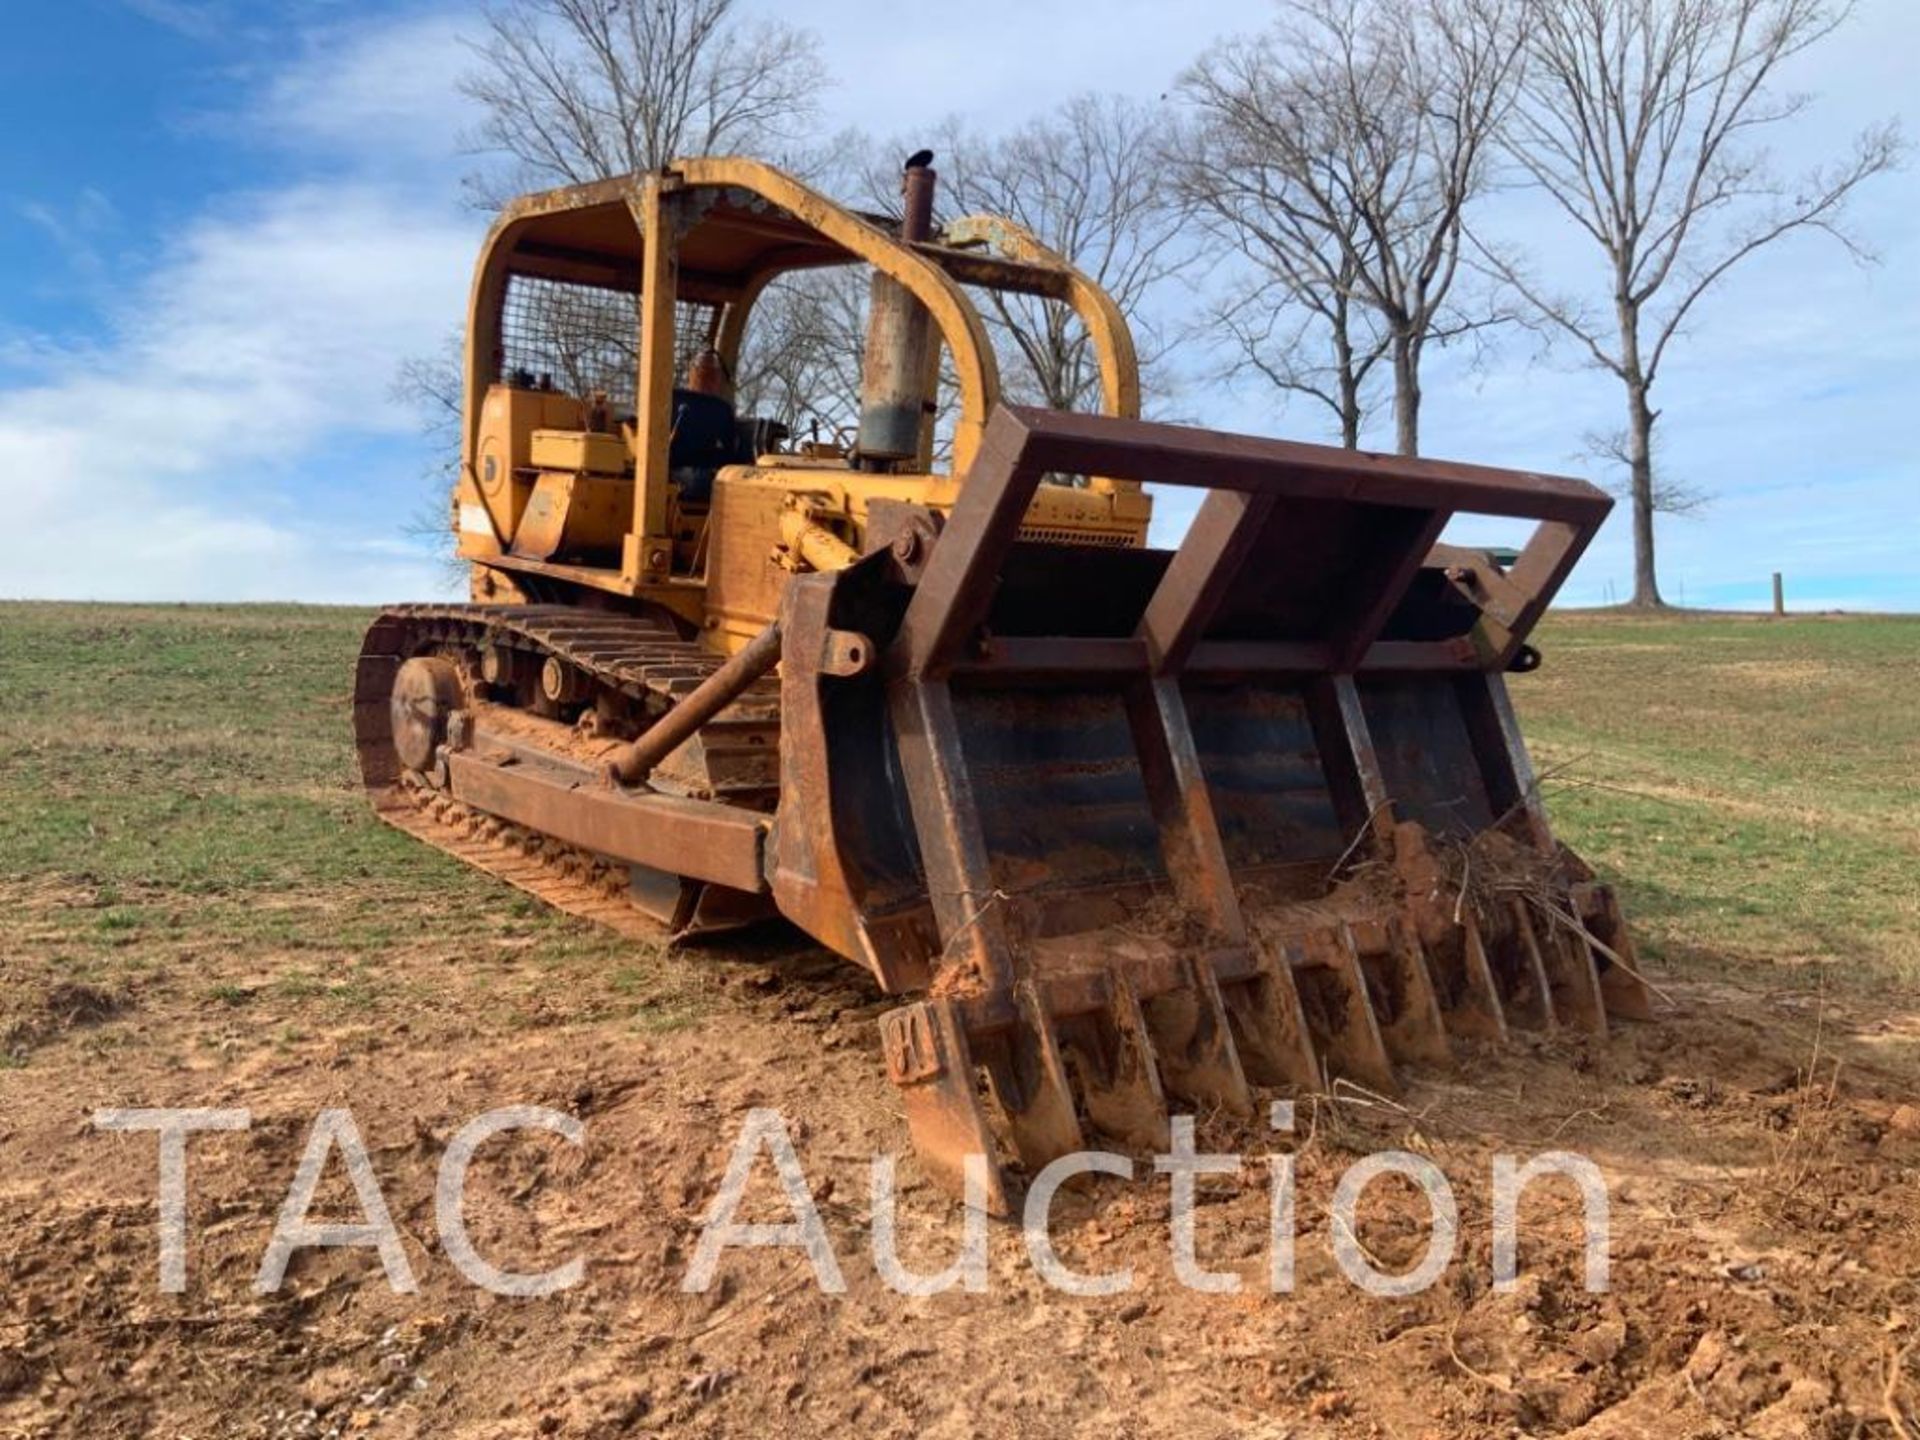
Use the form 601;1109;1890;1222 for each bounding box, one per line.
676;300;721;379
497;272;718;409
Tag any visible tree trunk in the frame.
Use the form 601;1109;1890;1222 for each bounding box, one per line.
1333;309;1362;449
1625;375;1662;607
1391;333;1420;456
1612;287;1664;609
1338;364;1362;449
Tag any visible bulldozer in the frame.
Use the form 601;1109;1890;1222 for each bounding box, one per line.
355;154;1652;1212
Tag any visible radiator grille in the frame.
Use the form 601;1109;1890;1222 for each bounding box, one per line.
1016;525;1142;548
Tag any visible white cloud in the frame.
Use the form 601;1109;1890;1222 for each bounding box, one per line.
0;179;475;600
119;0;228;42
0;8;486;603
255;9;479;172
805;0;1276;136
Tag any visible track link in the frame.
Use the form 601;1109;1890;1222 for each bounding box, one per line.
387;773;665;940
363;603;781;802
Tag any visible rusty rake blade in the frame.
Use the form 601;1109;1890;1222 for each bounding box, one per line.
1054;972;1171;1152
1573;881;1657;1021
1289;928;1398;1096
879;998;1013;1215
1217;944;1322;1091
1479;899;1557;1031
1345;917;1453;1069
1137;952;1255;1118
1529;902;1610;1037
1423;910;1511;1044
974;980;1086;1176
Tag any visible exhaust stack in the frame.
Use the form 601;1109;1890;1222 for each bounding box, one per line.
856;153;937;467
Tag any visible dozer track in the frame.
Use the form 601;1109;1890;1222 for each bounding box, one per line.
355;408;1658;1214
353;603;782;937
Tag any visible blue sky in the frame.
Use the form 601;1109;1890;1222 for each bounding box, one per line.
0;0;1914;609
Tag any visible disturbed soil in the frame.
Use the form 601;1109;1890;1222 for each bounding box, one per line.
5;899;1919;1438
1;605;1917;1438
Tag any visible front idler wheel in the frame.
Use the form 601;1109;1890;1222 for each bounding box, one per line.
390;656;463;774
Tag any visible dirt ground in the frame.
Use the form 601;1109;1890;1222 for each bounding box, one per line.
1;606;1917;1438
3;902;1917;1438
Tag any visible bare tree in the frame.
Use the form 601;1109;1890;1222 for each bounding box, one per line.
1488;0;1902;607
1212;277;1387;449
731;265;869;442
1175;0;1521;455
397;0;856;531
391;330;472;583
931;95;1191;415
1170;110;1391;447
460;0;829;204
463;0;877;433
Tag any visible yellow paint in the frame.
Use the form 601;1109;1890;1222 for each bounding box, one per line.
456;157;1154;651
529;430;626;475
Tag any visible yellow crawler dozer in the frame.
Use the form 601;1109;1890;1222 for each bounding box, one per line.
356;155;1651;1211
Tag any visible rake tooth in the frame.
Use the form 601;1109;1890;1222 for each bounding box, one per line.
1058;973;1171;1153
1490;899;1556;1031
1388;823;1505;1045
1292;927;1398;1095
977;980;1086;1176
1347;919;1453;1069
1218;943;1322;1091
1572;882;1656;1021
1139;952;1253;1117
1397;925;1457;1063
1433;912;1509;1043
1527;896;1609;1037
878;999;1013;1216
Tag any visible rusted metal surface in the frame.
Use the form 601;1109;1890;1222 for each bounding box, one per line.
1293;928;1397;1095
366;603;782;802
361;151;1660;1214
988;405;1612;520
378;190;1649;1212
357;400;1650;1209
444;745;767;894
855;156;940;465
880;999;1013;1214
605;620;782;787
934;212;1145;498
389;657;462;772
1576;881;1657;1021
1138;490;1277;672
802;406;1646;1203
352;604;777;940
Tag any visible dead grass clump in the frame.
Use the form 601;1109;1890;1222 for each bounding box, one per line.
2;979;130;1059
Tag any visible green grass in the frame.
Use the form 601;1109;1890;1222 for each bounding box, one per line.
0;604;422;890
0;603;698;1050
0;601;1913;1027
1516;611;1920;987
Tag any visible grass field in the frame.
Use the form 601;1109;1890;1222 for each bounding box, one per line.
1517;611;1920;989
0;602;1914;1015
0;603;696;1065
4;600;1919;1440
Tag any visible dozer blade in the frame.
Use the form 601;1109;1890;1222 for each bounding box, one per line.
767;406;1655;1211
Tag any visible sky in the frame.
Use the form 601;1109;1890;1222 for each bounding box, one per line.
0;0;1913;610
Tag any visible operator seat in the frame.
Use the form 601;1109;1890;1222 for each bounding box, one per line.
667;388;743;504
